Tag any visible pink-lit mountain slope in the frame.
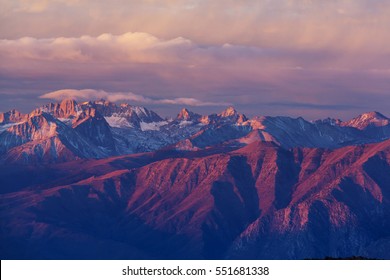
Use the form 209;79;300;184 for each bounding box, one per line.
0;109;26;124
0;111;109;163
342;111;390;130
1;139;389;259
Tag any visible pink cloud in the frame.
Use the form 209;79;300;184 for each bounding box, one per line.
2;0;390;120
39;89;230;106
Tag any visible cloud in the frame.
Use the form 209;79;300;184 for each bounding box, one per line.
0;31;285;92
0;32;193;63
39;89;230;106
3;0;81;13
2;0;390;54
39;89;151;103
1;30;389;120
2;1;390;119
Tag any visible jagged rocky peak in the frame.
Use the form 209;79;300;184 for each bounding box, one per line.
27;111;58;127
29;108;47;118
90;99;162;121
219;106;238;117
72;107;115;150
351;111;388;123
73;107;99;123
359;111;388;120
59;98;79;117
72;107;111;129
0;109;26;124
3;111;60;143
82;107;98;117
237;114;248;124
177;108;201;121
80;99;118;117
199;115;210;125
31;98;80;119
343;111;389;129
28;113;57;133
177;108;191;120
218;106;248;123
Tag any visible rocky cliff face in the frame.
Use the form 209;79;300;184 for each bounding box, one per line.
0;109;26;124
72;107;116;152
81;99;164;129
31;99;81;119
0;112;109;163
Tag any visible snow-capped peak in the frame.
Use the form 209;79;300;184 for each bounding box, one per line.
343;111;389;130
140;121;168;131
359;111;388;121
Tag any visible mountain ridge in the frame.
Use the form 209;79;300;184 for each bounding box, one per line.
1;99;390;164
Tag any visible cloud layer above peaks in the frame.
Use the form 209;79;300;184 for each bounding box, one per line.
2;0;390;53
40;89;230;107
1;0;390;119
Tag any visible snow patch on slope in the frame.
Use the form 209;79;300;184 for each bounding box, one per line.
140;121;168;131
179;120;193;127
58;118;72;126
105;116;133;128
0;123;21;133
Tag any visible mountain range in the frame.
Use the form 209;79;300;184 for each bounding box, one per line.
0;99;389;259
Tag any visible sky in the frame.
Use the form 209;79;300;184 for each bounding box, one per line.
1;0;390;120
